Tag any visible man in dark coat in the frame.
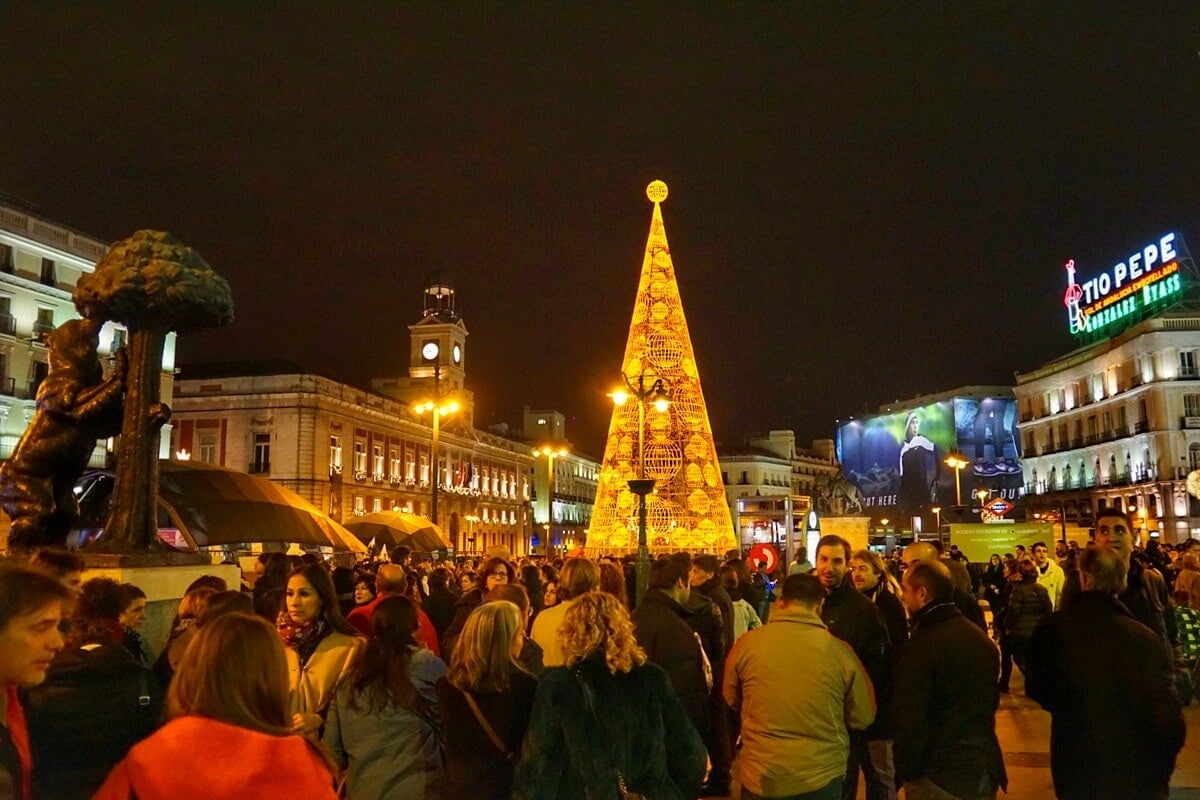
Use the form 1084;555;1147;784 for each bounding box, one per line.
892;561;1006;800
903;541;987;631
691;554;735;650
1026;545;1185;800
422;567;458;636
675;552;732;796
632;559;711;738
816;535;892;800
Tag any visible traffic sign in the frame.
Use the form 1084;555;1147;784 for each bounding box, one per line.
747;543;780;575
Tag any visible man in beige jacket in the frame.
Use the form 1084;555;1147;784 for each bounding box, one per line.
724;573;876;800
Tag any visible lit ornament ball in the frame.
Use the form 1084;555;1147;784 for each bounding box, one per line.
646;180;669;204
1187;470;1200;500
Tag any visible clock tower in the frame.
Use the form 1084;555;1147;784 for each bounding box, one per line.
372;275;473;425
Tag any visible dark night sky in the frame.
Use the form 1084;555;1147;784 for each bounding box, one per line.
2;4;1199;456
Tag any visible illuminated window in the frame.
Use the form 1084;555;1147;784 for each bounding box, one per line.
353;495;365;515
329;435;342;471
1181;351;1197;378
353;442;367;473
389;448;400;479
372;445;384;477
420;454;429;484
372;497;383;513
406;450;416;480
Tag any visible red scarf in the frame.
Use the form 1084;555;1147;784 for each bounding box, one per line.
6;685;30;799
277;616;325;650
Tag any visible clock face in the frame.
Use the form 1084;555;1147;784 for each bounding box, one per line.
452;344;462;364
421;342;439;361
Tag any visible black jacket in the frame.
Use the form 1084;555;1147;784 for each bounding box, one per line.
692;576;735;660
422;586;458;636
1063;557;1176;653
863;583;908;656
632;588;712;735
25;643;163;799
437;671;538;800
512;653;706;800
891;601;1007;798
1026;591;1185;800
821;578;892;736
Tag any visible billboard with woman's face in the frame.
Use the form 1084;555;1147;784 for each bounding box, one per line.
836;397;1022;527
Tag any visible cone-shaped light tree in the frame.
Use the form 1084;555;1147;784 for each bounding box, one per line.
74;231;233;551
588;182;736;554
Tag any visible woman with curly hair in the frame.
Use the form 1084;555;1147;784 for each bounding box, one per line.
512;591;706;800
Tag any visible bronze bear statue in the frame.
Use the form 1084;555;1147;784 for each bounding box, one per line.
0;318;126;549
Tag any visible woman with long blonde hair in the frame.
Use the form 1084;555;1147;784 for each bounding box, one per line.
94;613;337;799
437;600;537;800
512;591;705;800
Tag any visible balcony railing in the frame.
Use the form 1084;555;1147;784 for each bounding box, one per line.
32;322;54;340
1134;420;1150;434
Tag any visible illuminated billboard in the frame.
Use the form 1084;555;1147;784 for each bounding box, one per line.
1064;232;1187;337
835;396;1022;529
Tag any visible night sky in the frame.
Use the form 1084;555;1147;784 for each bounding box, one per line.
2;4;1199;457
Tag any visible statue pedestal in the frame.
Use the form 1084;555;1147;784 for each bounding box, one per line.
82;555;241;660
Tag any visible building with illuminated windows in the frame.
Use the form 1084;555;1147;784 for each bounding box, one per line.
171;280;533;555
1015;303;1200;543
719;430;836;553
0;201;174;472
521;407;600;554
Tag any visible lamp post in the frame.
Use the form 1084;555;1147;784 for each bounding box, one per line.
931;505;941;533
611;373;671;604
532;445;569;554
945;450;969;506
414;397;460;530
463;513;479;555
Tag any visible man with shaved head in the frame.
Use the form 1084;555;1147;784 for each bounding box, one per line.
902;542;986;631
893;560;1006;799
347;564;440;654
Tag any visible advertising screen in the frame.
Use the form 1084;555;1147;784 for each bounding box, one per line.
836;396;1023;529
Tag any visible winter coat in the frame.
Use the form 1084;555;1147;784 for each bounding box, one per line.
93;716;337;800
437;670;538;800
440;588;484;654
891;601;1007;798
1026;591;1185;800
1064;557;1176;654
693;576;735;656
863;582;908;657
1001;580;1051;642
820;578;892;737
323;648;447;800
724;604;875;797
422;587;459;636
25;642;162;800
512;653;706;800
348;594;440;656
286;629;365;734
529;598;573;668
1036;559;1066;609
631;588;712;735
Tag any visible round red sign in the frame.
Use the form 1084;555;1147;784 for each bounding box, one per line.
747;543;780;575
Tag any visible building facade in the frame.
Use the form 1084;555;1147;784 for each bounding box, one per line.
522;408;600;554
719;430;835;555
1015;304;1200;544
170;280;534;556
0;202;174;472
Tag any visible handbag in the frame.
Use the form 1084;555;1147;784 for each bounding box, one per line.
574;670;647;800
463;690;518;764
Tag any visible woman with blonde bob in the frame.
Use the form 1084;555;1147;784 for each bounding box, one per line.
437;601;538;800
512;591;706;800
94;613;337;800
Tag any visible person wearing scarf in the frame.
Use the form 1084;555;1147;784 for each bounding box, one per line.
279;565;365;737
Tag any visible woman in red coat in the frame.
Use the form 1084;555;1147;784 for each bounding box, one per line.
94;613;337;800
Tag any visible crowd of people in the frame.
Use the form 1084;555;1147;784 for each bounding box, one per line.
0;509;1189;799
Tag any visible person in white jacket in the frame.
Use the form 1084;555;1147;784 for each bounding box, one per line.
1033;541;1066;609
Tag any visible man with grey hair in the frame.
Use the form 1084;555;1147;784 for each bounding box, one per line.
1026;545;1185;800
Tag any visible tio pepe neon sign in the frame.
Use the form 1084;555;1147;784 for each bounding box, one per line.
1064;232;1182;336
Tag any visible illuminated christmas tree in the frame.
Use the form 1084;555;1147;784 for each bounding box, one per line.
587;181;736;553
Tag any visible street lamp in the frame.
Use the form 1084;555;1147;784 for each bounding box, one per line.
413;397;460;530
463;513;479;555
532;445;570;554
610;373;671;604
945;450;969;506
